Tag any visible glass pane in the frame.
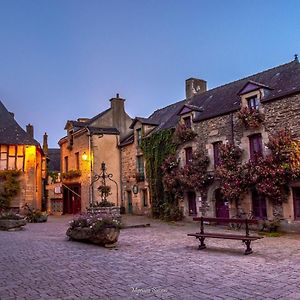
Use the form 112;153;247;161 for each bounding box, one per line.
0;145;7;153
17;145;24;156
9;145;16;156
16;157;24;170
0;160;6;170
8;157;16;169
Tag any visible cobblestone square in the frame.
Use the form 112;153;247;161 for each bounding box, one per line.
1;216;300;300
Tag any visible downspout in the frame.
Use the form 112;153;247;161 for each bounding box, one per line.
230;113;235;145
86;127;93;205
118;135;123;208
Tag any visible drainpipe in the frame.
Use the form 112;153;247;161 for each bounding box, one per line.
86;127;93;205
118;135;123;208
230;113;235;145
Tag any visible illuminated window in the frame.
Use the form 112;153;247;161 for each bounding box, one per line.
0;145;24;171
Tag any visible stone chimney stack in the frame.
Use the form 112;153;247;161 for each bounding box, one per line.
185;78;207;99
26;124;34;139
43;132;48;154
109;93;127;138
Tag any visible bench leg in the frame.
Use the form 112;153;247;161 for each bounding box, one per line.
244;240;253;255
198;237;206;250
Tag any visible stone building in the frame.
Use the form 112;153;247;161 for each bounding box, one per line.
58;94;132;213
120;102;184;215
0;100;46;210
120;57;300;230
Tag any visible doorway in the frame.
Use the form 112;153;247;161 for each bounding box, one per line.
127;191;133;214
215;188;229;218
63;184;81;214
252;190;267;219
293;187;300;220
187;192;197;216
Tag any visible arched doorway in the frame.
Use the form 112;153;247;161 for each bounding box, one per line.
215;188;229;218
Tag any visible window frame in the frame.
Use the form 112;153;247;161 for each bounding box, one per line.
247;96;259;110
185;147;193;165
213;141;222;168
249;133;263;161
136;128;142;146
0;145;24;171
183;116;192;129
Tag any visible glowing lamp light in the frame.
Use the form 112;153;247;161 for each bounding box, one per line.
82;152;88;161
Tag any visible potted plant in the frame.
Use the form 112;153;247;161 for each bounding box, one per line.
237;107;265;129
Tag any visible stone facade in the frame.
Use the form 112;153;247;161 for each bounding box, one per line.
120;121;151;215
58;95;132;213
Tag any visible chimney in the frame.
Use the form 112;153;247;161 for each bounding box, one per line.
26;124;34;139
43;132;48;154
110;93;125;112
185;78;207;99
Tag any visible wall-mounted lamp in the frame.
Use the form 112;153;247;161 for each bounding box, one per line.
82;152;88;161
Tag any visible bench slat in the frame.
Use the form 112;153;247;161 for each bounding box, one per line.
192;217;259;224
187;233;262;241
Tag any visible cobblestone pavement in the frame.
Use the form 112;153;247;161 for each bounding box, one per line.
1;215;300;300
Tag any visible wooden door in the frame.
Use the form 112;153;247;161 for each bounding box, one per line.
63;184;81;214
293;188;300;220
187;192;197;216
215;189;229;218
252;190;267;219
127;191;133;214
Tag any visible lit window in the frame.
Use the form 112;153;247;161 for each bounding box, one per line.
0;145;24;171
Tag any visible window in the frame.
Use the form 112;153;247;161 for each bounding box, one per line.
247;96;259;110
67;130;73;149
0;145;24;171
64;156;69;172
185;147;193;165
136;128;142;146
75;152;80;170
213;141;222;167
183;116;192;129
136;156;144;181
142;189;148;207
249;134;263;160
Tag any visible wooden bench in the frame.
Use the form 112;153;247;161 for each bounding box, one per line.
188;217;263;255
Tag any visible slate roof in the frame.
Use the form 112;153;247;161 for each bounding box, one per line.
0;100;40;146
189;59;300;122
48;148;60;172
129;117;159;129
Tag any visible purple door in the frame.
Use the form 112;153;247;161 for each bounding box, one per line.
293;188;300;220
215;189;229;218
252;190;267;219
187;192;197;216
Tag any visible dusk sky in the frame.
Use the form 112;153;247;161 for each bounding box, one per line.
1;0;300;147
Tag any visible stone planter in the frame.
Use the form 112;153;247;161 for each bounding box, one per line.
0;219;27;231
66;225;120;248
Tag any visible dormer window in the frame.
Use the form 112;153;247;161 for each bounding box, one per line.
183;116;192;129
67;129;74;150
247;96;259;110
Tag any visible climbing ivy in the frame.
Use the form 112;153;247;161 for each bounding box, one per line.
141;129;179;220
0;170;21;209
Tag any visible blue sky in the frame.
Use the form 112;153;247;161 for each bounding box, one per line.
1;0;300;147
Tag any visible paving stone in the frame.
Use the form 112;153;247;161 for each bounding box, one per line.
0;215;300;299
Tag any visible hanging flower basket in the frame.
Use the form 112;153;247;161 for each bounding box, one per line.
237;107;265;129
